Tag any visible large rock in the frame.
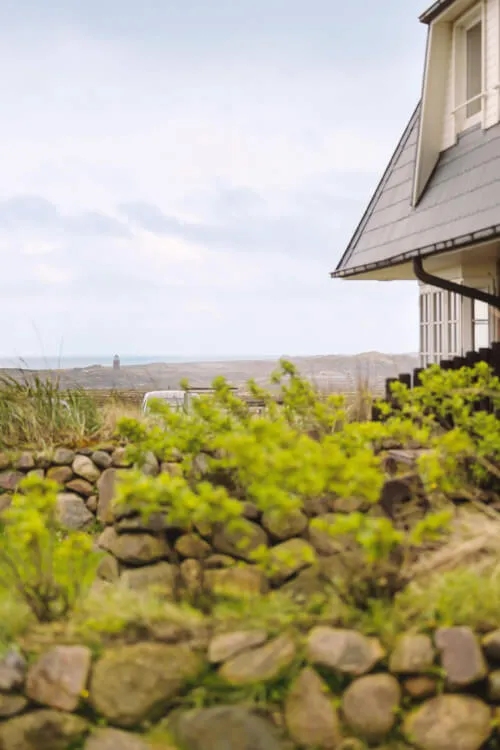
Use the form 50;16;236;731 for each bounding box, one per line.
175;533;212;559
204;566;269;597
73;455;101;483
84;728;155;750
96;467;117;523
482;630;500;662
46;465;74;484
389;634;435;674
112;447;132;468
267;539;317;584
120;561;177;594
403;676;438;699
91;450;113;470
403;695;492;750
96;554;121;582
219;634;296;685
14;452;35;471
172;705;283;750
307;627;384;675
342;674;401;742
208;630;268;663
26;645;92;712
56;493;94;530
285;667;341;748
0;709;89;750
53;447;76;466
435;627;487;687
0;471;23;492
97;527;170;565
212;519;268;562
308;514;341;555
66;477;95;497
0;650;26;691
180;559;203;596
261;508;308;540
0;694;27;718
90;643;203;727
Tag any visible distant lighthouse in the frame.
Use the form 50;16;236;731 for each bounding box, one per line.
113;354;120;371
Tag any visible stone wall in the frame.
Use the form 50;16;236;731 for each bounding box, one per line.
0;624;499;748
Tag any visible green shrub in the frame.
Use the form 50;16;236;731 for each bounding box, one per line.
0;476;100;622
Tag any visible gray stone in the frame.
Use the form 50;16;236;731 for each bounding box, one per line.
46;465;73;484
53;447;76;465
180;559;203;595
212;519;268;562
208;630;268;663
172;705;283;750
435;627;487;687
0;471;23;492
84;728;154;750
73;455;100;483
91;450;113;470
285;667;341;748
141;451;160;477
96;467;117;523
175;533;212;559
0;694;28;718
56;493;94;530
267;538;316;584
26;645;92;712
14;452;35;471
307;627;384;675
488;670;500;702
0;709;89;750
65;477;95;497
204;566;269;597
90;643;203;728
342;674;401;742
97;527;170;565
482;629;500;662
86;495;98;513
115;513;168;534
205;554;235;569
96;554;121;582
403;676;438;699
219;634;296;684
389;634;435;674
308;513;342;555
403;695;492;750
261;508;308;540
0;650;26;691
120;562;177;595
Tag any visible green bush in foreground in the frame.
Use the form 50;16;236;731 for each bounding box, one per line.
0;476;100;622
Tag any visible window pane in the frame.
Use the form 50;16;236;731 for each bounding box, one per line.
473;298;489;321
466;22;482;117
474;321;489;349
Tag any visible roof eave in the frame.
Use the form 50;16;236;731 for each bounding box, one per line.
330;224;500;279
419;0;456;25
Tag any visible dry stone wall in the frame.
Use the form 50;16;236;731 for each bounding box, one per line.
0;625;499;748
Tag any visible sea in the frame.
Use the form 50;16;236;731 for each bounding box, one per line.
0;355;279;370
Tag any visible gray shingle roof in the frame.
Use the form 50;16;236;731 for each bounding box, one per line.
332;105;500;278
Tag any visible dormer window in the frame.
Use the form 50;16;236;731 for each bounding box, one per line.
453;4;484;132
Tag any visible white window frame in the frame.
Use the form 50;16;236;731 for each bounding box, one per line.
452;2;485;134
419;286;463;366
472;290;491;351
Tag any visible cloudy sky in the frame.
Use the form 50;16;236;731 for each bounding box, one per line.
0;0;427;361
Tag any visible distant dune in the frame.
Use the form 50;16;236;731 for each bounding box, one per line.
0;352;419;393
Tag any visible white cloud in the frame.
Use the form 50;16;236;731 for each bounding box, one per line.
32;263;73;285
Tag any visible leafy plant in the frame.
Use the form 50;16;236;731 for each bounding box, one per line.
0;476;100;621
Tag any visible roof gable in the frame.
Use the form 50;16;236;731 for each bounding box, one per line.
332;109;500;278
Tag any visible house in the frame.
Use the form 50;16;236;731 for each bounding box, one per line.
332;0;500;367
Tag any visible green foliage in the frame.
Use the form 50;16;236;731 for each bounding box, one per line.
0;476;100;622
0;373;102;448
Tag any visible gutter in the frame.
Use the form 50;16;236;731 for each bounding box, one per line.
330;223;500;280
419;0;456;24
413;257;500;309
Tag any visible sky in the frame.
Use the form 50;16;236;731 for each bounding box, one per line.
0;0;428;360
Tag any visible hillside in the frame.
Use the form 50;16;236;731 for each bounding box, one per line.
0;352;419;393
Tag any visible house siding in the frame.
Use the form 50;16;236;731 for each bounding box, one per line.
442;0;500;149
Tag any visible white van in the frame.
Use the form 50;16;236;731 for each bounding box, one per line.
141;389;204;415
